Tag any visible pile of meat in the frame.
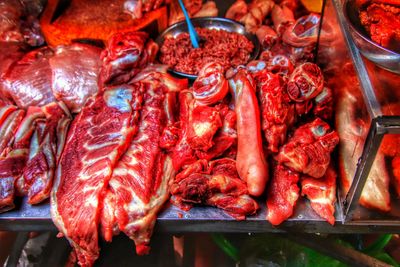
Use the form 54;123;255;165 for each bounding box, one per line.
159;28;254;75
7;0;400;266
358;0;400;53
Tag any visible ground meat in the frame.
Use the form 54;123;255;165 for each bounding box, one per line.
359;3;400;53
159;28;254;75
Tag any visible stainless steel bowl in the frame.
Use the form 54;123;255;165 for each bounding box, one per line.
155;17;261;80
343;0;400;74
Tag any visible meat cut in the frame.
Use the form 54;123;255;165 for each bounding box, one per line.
0;43;102;113
22;102;71;204
266;164;300;225
49;44;102;113
301;165;337;225
171;158;259;220
51;85;144;266
100;66;186;255
276;118;339;178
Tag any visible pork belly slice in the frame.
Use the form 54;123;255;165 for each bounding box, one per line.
22;102;71;204
51;84;144;267
101;83;174;255
301;165;337;225
0;107;44;212
266;164;300;226
171;158;259;220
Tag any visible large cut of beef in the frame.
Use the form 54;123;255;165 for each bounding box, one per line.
101;78;176;255
51;85;144;266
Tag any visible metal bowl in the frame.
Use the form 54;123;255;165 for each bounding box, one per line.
343;0;400;74
155;17;261;80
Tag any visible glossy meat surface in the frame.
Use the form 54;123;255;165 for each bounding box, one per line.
50;44;102;113
51;85;144;266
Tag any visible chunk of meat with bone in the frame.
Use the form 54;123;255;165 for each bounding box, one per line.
22;102;71;204
276;118;339;178
171;158;258;220
99;31;158;86
253;70;295;153
229;69;268;196
51;85;144;266
301;165;337;225
192;62;228;106
195;104;237;161
286;62;324;103
266;164;300;226
0;106;42;212
49;44;102;113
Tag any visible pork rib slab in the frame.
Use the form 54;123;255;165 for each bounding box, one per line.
102;84;174;255
51;85;143;267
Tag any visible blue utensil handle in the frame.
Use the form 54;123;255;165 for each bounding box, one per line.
177;0;200;48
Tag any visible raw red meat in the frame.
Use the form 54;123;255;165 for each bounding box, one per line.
171;92;197;170
195;104;237;161
0;42;26;82
301;165;337;225
51;85;144;266
22;102;71;204
286;62;324;103
253;70;295;153
49;44;102;113
266;164;300;226
187;105;222;151
313;86;334;121
0;107;43;212
0;0;24;43
99;31;158;86
0;109;25;156
276;118;339;178
229;69;268;196
1;47;55;108
101;81;173;255
192;62;228;106
171;158;259;220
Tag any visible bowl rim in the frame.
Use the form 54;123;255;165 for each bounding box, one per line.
342;0;400;56
155;16;261;80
